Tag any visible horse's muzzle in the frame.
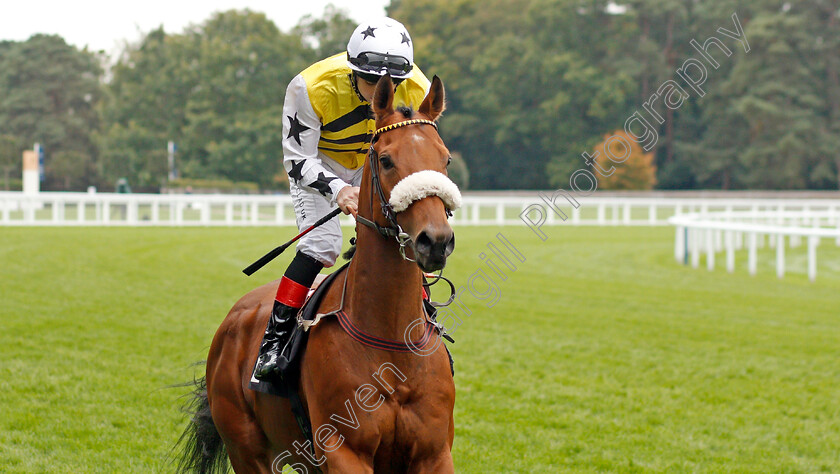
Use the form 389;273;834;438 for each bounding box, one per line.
413;228;455;272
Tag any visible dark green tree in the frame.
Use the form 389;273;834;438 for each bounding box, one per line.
391;0;638;189
695;5;838;189
99;10;312;190
293;5;358;59
0;35;103;190
0;134;23;190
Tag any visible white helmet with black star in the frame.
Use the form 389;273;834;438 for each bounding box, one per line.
347;17;414;80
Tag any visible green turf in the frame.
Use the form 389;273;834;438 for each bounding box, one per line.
1;225;838;473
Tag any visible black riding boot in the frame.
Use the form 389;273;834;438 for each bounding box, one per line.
254;251;323;380
254;300;299;380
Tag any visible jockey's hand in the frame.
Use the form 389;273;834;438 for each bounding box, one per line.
337;186;360;218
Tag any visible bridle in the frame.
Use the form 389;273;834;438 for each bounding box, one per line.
355;118;449;261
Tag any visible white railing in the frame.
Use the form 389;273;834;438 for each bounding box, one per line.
669;209;840;282
2;191;839;229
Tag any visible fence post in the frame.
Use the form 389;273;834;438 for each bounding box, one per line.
691;228;700;269
275;202;283;225
776;234;785;278
201;202;210;225
52;199;60;223
128;200;139;225
726;231;735;273
225;202;233;225
748;232;757;276
807;236;818;282
706;228;715;271
675;226;684;263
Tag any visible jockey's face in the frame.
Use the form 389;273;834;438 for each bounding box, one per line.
355;75;378;102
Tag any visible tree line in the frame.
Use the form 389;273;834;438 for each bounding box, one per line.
0;1;837;192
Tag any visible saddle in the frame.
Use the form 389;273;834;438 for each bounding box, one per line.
248;262;351;398
248;262;454;397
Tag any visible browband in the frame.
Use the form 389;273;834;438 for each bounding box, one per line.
374;119;437;137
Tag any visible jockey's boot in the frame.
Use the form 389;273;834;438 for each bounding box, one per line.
254;298;299;380
254;252;323;381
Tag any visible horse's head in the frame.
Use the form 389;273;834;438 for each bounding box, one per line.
364;74;460;272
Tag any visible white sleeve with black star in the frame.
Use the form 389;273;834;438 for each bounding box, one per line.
282;74;350;204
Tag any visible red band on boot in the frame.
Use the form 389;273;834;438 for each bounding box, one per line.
276;276;310;308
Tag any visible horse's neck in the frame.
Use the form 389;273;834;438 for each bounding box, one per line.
345;225;425;340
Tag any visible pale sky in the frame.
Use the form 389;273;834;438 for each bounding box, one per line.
0;1;390;57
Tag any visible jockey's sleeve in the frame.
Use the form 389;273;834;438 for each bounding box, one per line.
282;74;350;204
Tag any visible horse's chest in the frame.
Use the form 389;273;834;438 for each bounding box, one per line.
375;383;452;457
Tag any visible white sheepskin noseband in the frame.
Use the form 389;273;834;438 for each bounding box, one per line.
388;170;462;213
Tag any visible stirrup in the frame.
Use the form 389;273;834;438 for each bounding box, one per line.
255;351;281;379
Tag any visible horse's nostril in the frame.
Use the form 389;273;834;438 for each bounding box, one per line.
415;230;454;259
414;231;434;257
445;233;455;257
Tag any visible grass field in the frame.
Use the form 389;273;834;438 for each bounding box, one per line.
1;224;838;473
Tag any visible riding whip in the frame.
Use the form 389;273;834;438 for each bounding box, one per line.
242;207;342;276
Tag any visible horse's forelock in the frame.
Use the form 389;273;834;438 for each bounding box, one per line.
396;106;414;119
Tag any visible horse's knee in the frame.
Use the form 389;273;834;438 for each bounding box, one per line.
322;448;374;474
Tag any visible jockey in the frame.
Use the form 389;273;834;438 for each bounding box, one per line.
254;17;431;380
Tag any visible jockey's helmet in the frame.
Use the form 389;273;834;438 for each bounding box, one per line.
347;17;414;82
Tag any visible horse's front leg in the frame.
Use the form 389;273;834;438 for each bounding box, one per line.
408;450;454;474
321;446;374;474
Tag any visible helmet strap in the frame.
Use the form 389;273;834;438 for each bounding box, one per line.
349;72;368;102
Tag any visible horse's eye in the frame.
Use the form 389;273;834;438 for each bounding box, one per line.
379;155;394;170
447;156;452;167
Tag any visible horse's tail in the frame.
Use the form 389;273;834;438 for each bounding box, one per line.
173;372;229;474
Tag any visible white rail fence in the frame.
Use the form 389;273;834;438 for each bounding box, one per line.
3;191;839;280
669;209;840;282
2;191;839;229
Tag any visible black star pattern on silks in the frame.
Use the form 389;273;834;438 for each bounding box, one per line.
361;26;377;40
286;113;309;147
401;32;411;46
287;160;305;183
309;172;337;196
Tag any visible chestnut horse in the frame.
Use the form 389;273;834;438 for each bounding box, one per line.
176;75;457;473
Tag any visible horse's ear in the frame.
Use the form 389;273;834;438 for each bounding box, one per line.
419;75;446;121
372;74;395;119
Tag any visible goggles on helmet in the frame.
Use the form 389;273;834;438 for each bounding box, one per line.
349;52;413;78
